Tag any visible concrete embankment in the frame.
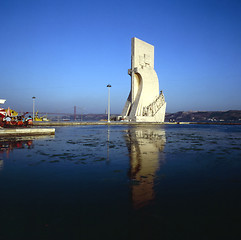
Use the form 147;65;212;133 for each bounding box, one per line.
33;121;191;126
33;121;168;126
0;127;55;136
33;121;241;126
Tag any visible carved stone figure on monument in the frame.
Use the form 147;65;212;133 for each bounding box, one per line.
121;37;166;122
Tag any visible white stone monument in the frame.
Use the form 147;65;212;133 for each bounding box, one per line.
121;37;166;122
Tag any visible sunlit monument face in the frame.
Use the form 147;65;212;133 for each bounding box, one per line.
121;37;166;122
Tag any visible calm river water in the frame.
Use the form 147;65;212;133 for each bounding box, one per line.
0;124;241;240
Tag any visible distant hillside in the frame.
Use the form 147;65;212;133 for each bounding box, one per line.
165;110;241;122
48;111;241;122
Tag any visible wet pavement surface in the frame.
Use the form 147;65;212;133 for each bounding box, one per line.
0;124;241;240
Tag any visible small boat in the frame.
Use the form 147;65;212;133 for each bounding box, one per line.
34;111;49;121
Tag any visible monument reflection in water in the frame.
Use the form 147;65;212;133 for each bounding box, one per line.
125;126;166;209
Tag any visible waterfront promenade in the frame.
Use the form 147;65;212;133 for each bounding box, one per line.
33;121;241;126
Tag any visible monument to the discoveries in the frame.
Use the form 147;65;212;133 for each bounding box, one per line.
121;37;166;122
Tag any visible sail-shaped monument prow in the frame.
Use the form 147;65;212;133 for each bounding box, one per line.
121;37;166;122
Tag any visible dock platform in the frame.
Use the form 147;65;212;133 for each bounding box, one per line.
0;127;55;137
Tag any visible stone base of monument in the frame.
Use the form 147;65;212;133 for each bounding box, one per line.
0;128;55;136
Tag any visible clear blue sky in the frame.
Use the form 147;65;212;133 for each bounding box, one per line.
0;0;241;114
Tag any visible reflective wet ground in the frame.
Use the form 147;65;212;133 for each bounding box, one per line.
0;124;241;240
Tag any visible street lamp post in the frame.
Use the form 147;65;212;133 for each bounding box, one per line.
107;84;111;123
32;96;36;121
